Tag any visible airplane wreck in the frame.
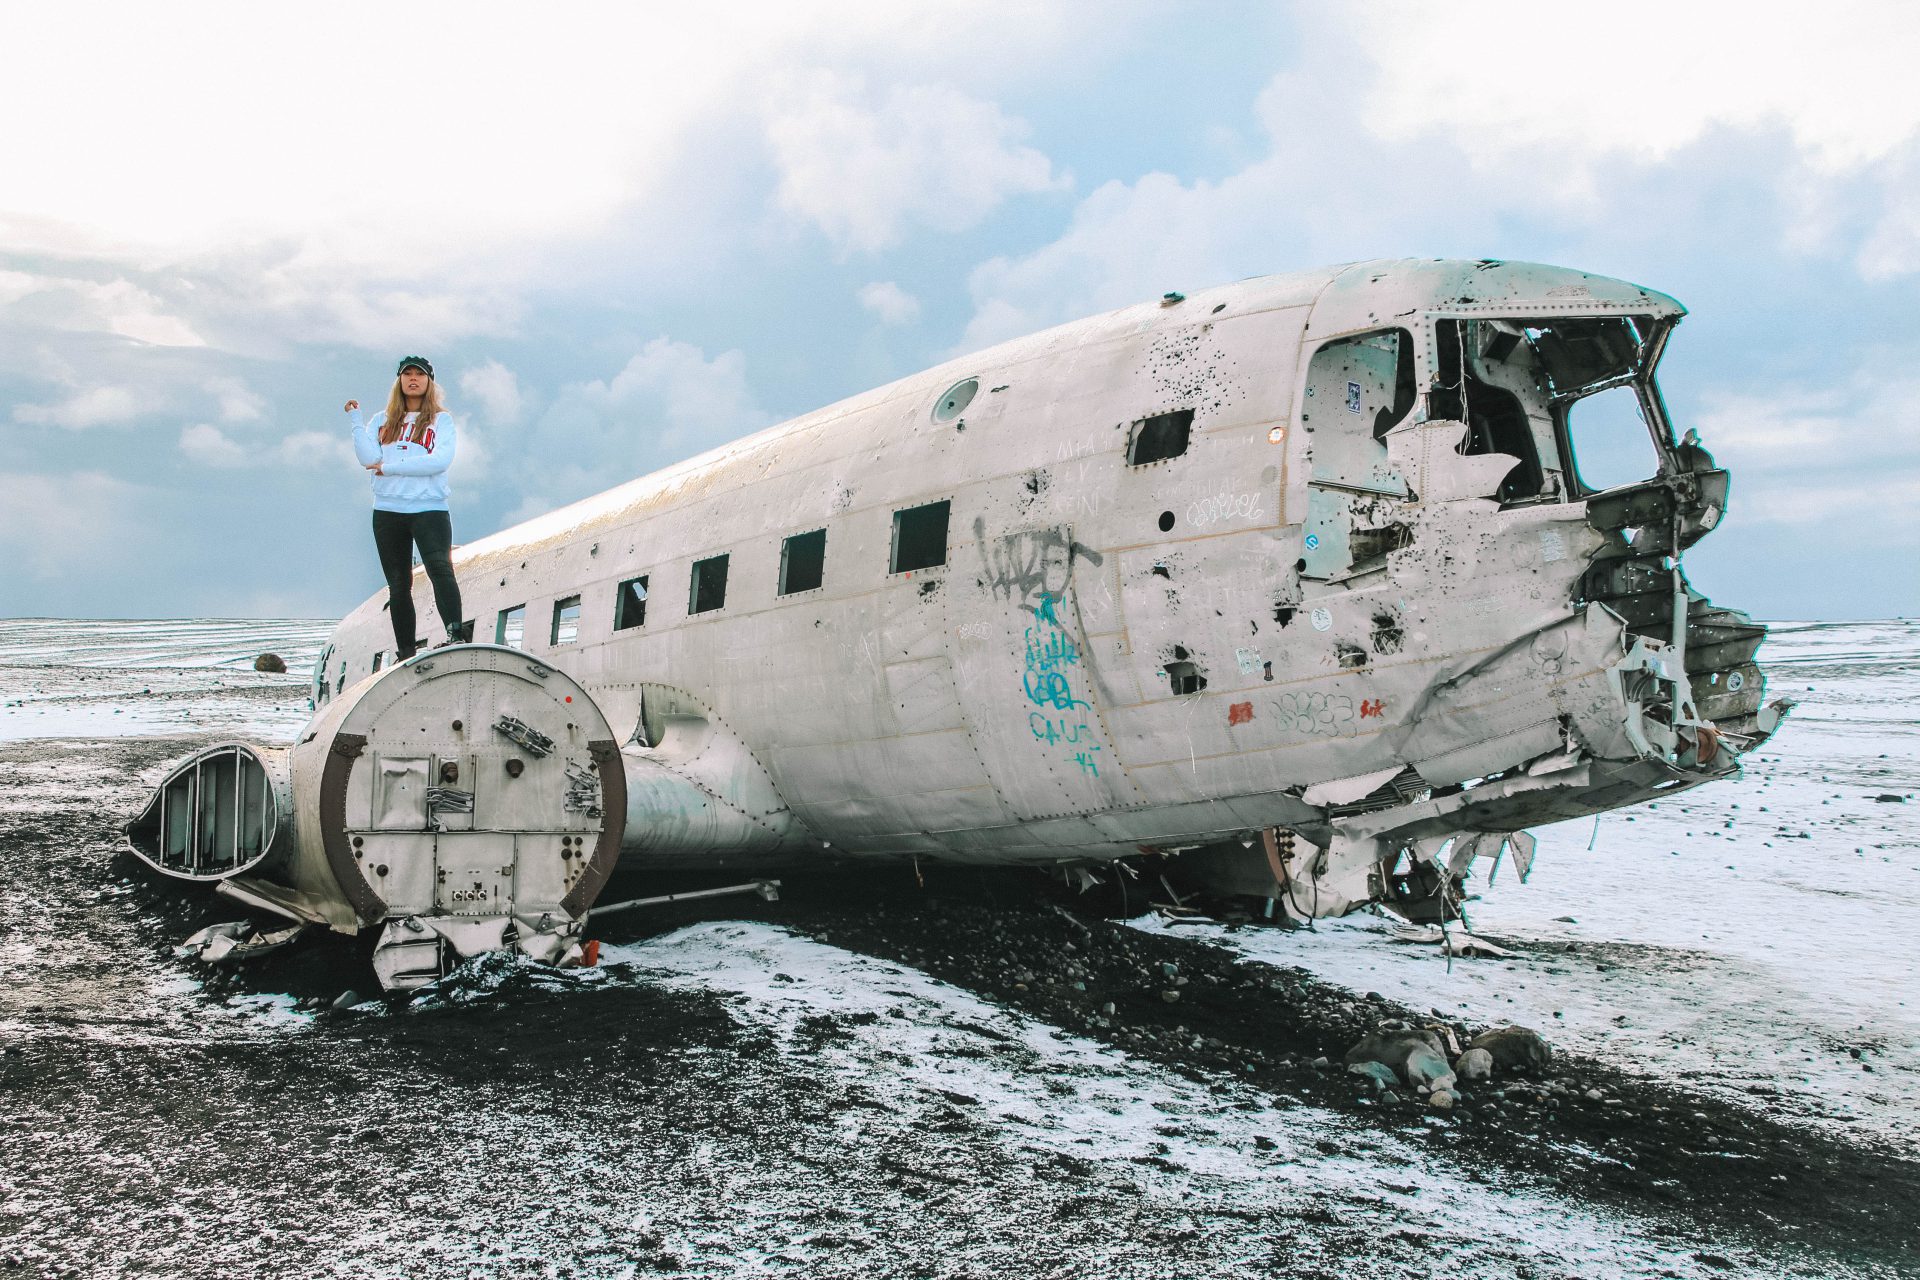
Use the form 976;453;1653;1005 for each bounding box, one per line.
126;258;1789;988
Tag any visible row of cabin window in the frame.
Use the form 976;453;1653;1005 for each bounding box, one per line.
489;498;952;650
356;408;1199;673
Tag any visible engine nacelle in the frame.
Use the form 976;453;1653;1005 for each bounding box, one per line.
127;645;627;989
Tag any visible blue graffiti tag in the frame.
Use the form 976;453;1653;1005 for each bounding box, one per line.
1021;591;1100;775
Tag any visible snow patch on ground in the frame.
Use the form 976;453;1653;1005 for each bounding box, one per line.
596;920;1772;1278
0;618;327;742
1146;619;1920;1146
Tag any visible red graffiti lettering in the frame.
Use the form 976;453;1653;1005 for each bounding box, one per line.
1227;701;1254;726
1359;698;1386;719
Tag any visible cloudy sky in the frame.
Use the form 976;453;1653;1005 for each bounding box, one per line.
3;1;1914;620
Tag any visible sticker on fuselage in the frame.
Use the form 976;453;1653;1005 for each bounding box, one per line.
1346;382;1362;413
1310;607;1332;631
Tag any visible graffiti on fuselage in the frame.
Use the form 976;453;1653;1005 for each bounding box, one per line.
1023;590;1101;776
973;519;1104;618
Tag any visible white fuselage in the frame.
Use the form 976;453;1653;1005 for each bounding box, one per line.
311;259;1759;882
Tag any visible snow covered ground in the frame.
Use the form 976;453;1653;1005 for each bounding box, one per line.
1138;619;1920;1146
0;616;1913;1277
0;618;326;743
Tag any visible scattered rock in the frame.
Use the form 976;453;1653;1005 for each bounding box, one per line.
1427;1089;1456;1111
1469;1025;1551;1074
1159;988;1181;1004
1345;1027;1441;1071
1348;1061;1399;1094
1454;1047;1494;1082
253;653;287;673
1872;794;1905;803
331;989;372;1012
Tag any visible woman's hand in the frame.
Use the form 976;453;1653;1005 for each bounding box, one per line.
365;462;384;475
343;399;359;413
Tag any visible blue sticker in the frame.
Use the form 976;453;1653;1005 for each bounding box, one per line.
1304;532;1321;550
1346;381;1362;413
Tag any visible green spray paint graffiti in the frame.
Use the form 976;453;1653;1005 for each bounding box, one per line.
1024;591;1101;776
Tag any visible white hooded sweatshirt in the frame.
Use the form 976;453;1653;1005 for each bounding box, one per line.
349;408;457;513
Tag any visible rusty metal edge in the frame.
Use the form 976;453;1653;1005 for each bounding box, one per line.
563;739;626;917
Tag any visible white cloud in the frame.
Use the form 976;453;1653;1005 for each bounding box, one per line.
274;430;357;470
0;4;1086;269
0;471;143;578
1695;371;1920;462
206;377;266;423
1689;365;1919;527
501;338;775;521
459;360;524;425
1346;5;1920;173
956;171;1218;352
580;338;771;453
0;270;203;347
179;423;356;470
856;280;922;326
13;386;143;429
178;423;247;467
767;72;1065;252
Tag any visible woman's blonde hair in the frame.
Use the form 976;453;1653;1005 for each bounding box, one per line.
379;374;447;445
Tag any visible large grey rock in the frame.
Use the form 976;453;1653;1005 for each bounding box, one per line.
1404;1046;1455;1093
1470;1025;1551;1074
254;652;287;673
1348;1061;1399;1094
1345;1029;1444;1075
1345;1028;1462;1091
1454;1047;1495;1081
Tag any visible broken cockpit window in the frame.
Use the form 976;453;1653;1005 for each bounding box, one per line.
1299;328;1414;581
1432;314;1669;501
1431;319;1547;501
1303;328;1414;495
1562;384;1661;493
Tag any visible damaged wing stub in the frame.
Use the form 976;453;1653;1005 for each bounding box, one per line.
1256;599;1791;925
127;645;628;990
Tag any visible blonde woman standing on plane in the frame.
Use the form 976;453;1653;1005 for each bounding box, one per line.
343;356;466;659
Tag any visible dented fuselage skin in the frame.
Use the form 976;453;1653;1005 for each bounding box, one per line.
297;257;1780;927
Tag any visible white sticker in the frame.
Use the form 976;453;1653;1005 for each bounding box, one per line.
1540;528;1566;563
1235;646;1262;674
1346;381;1362;413
1310;607;1333;632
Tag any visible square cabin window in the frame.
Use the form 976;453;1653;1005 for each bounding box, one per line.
1127;409;1194;466
890;500;950;574
689;553;730;615
779;528;827;596
550;594;582;645
496;604;526;649
614;575;648;631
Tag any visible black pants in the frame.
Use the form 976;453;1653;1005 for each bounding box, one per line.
372;509;465;657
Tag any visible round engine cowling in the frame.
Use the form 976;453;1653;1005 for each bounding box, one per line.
283;644;627;985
